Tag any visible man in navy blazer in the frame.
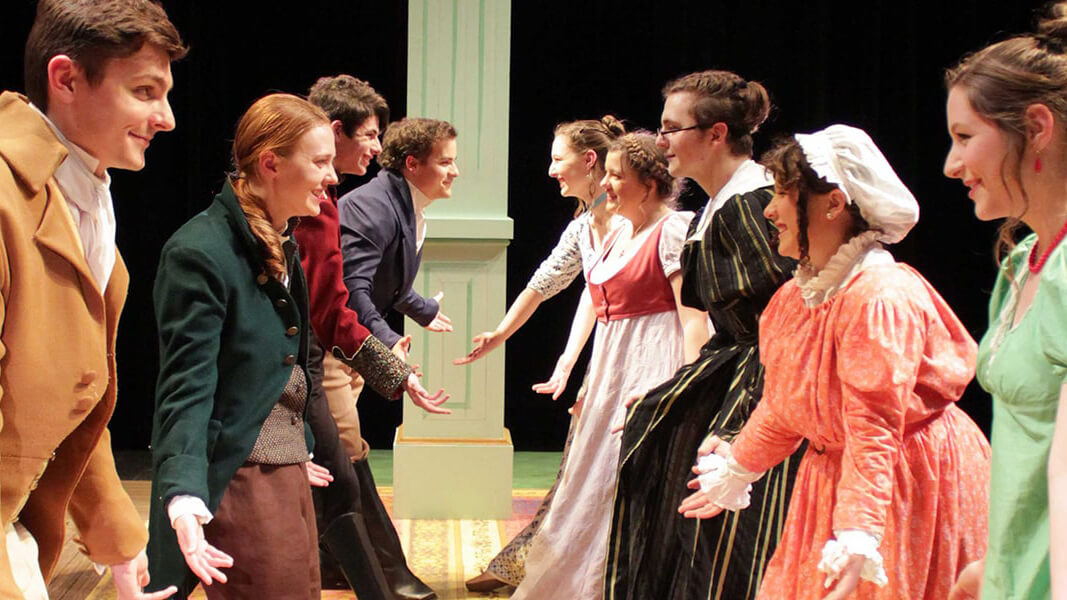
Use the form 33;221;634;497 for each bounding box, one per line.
338;118;459;358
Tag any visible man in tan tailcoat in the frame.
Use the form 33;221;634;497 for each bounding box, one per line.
0;2;185;598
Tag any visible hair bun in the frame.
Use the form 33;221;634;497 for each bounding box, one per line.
1037;2;1067;44
738;80;771;134
600;114;626;138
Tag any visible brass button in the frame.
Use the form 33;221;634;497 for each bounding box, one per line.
275;298;289;308
286;326;298;336
290;415;299;425
256;274;269;285
283;354;296;366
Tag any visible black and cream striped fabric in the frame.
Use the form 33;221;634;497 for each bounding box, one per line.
605;187;803;600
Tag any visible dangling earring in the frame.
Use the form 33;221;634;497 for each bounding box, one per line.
1035;155;1043;174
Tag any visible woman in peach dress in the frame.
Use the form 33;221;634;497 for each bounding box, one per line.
680;125;990;599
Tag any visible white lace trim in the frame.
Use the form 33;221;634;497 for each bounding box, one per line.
695;451;763;511
818;530;889;588
794;231;893;307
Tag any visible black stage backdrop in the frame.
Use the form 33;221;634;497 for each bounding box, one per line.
0;1;1044;451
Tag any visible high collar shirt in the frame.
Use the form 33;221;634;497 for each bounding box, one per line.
31;104;117;291
688;159;773;242
405;178;435;251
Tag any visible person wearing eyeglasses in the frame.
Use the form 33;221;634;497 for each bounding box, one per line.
604;70;801;600
297;75;447;600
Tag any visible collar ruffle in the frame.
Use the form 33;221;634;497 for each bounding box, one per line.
794;230;891;306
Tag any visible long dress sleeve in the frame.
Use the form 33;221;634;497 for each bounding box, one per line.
831;295;921;538
526;217;586;300
707;193;792;439
730;400;805;473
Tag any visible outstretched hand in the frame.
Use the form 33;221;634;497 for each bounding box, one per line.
948;558;984;600
609;393;642;433
305;461;333;487
404;372;451;414
531;362;573;400
821;554;864;600
453;330;501;365
426;292;453;332
172;514;233;587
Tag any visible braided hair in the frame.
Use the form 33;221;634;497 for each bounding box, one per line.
231;93;330;282
609;132;678;206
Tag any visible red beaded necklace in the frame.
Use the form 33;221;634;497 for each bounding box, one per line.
1028;219;1067;273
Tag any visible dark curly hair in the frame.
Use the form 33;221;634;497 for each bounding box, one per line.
378;118;457;171
761;137;871;261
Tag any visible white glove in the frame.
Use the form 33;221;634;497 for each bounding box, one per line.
694;452;762;511
818;529;888;589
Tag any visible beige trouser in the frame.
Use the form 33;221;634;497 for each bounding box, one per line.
5;522;49;599
322;353;370;461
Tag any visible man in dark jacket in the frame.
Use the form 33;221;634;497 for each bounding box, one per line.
338;118;459;360
299;76;447;600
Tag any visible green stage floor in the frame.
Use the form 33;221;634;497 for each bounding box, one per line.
367;449;560;488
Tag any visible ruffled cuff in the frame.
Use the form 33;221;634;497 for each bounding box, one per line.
167;495;213;527
817;529;888;588
695;451;763;511
333;336;413;399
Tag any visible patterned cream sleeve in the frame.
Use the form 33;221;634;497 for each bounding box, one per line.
526;216;587;300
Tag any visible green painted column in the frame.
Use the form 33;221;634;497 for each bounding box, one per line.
393;0;514;519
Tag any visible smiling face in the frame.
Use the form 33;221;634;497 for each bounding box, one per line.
600;150;651;223
943;85;1025;221
60;43;176;176
764;184;803;259
266;123;338;226
333;115;382;176
407;137;459;200
547;135;591;200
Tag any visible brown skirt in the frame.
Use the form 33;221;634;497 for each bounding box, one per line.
202;462;320;599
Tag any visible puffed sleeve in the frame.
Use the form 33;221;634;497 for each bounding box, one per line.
526;217;586;300
658;210;694;278
832;291;923;538
730;399;805;473
152;244;227;506
1039;246;1067;382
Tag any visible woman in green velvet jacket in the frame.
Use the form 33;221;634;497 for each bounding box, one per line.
146;93;340;599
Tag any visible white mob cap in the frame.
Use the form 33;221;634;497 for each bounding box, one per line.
794;124;919;244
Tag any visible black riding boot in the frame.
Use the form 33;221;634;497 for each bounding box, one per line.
353;458;437;600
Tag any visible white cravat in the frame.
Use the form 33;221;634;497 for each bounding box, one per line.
32;104;117;291
405;179;435;251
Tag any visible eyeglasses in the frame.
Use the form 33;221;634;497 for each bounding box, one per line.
656;124;704;137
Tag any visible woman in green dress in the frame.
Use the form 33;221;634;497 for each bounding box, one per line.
604;70;802;600
943;5;1067;598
